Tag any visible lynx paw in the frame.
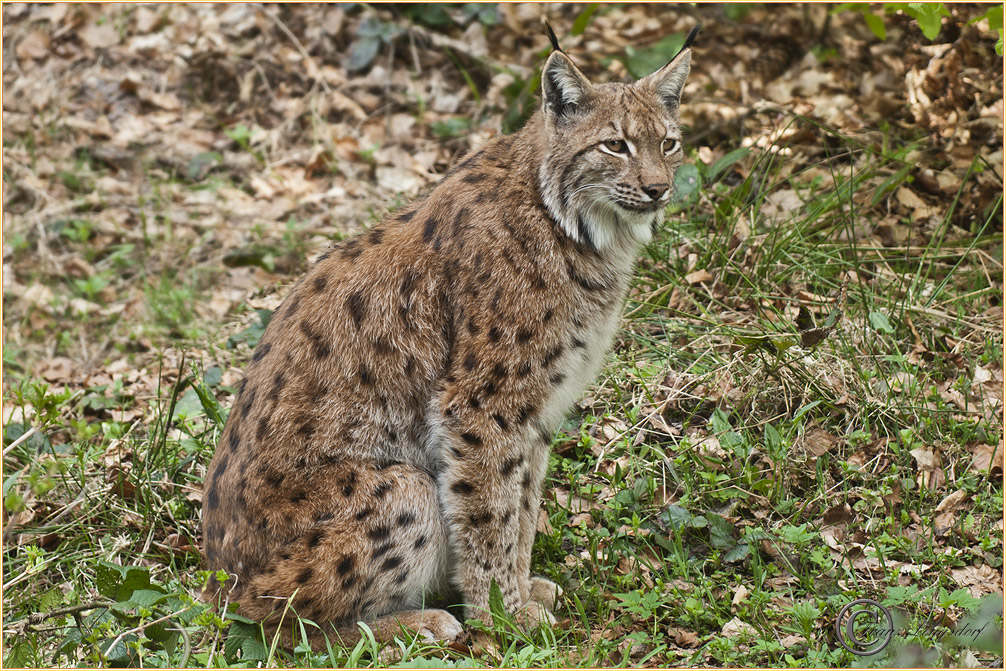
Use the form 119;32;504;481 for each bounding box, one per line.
415;609;464;642
528;576;563;609
516;599;557;628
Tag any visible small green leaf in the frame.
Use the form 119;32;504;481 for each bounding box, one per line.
907;2;945;40
869;310;895;334
707;147;750;181
724;543;750;562
673;163;701;201
488;578;506;622
623;33;687;78
571;3;600;36
663;504;693;530
347;35;381;71
863;12;886;40
707;513;735;550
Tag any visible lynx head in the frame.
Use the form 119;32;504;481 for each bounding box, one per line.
538;27;696;252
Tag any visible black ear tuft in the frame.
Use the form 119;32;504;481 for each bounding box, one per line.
679;22;701;56
544;21;563;53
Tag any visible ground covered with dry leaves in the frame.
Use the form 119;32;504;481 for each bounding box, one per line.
3;3;1004;668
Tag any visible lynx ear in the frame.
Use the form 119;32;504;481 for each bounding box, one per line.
542;50;592;119
640;24;699;113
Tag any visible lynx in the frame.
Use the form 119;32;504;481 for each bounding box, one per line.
202;25;697;646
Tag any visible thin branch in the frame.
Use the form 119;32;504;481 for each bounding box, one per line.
103;607;191;659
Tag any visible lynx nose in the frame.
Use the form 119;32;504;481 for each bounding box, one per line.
642;183;669;201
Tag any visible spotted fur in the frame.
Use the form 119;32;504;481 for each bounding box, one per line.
202;32;694;646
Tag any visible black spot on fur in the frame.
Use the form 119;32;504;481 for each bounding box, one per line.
281;297;301;323
312;276;328;292
394;571;409;584
228;432;240;453
543;308;554;322
256;417;269;440
207;488;220;510
367;228;384;245
469;512;492;527
342;576;357;589
517;405;535;425
543;345;564;367
521;471;532;489
372;543;393;559
341;240;363;261
462;172;488;184
252;343;272;363
404;356;416;376
290;490;308;504
550;372;567;385
463;353;477;371
517;328;534;343
414;534;428;550
342;481;355;497
397;511;416;527
306;530;325;548
451;480;475;495
336;555;355;576
369;525;391;541
492;363;507;379
422;217;437;243
488;326;501;342
493;413;508;430
517;361;532;377
469;396;481;409
264;469;284;489
299;320;331;359
358;364;373;386
268;372;285;401
356;506;374;521
502;509;514;525
460;432;482;446
371;338;395;355
240;389;256;418
399;209;417;222
500;455;521;477
346;291;366;330
572;337;586;349
296;567;313;584
381;555;404;571
467;317;480;335
372;481;393;499
377;459;402;470
314;511;334;523
296;419;316;439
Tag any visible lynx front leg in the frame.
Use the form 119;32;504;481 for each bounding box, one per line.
438;419;530;623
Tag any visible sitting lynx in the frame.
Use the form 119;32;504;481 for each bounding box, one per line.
202;25;697;646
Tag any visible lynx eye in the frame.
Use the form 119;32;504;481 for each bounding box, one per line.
662;138;681;155
601;139;628;154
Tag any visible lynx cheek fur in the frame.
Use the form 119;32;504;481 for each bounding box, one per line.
201;27;695;645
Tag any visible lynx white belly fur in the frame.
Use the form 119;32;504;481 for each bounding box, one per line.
202;27;695;645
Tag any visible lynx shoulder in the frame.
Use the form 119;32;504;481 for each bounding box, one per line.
202;26;695;645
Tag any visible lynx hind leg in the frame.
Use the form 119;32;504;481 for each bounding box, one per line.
237;461;455;649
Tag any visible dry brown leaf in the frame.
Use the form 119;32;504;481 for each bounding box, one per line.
684;268;713;285
935;489;970;514
79;21;121;49
798;425;840;458
822;503;854;526
16;30;51;60
35;357;75;382
732;584;750;606
970;441;1004;475
721;617;758;638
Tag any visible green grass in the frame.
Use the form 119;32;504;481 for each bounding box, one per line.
3;82;1003;671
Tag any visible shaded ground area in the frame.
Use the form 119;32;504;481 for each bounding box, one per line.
3;3;1003;667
